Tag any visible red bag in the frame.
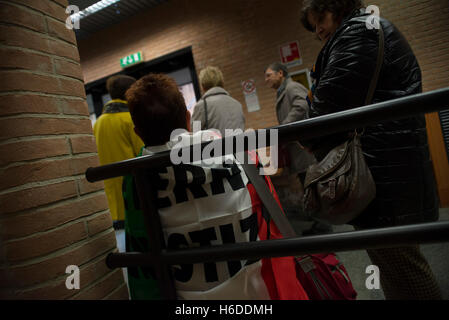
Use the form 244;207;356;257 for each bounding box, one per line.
246;162;309;300
244;152;355;300
295;253;357;300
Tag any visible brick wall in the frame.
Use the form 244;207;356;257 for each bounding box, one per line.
78;0;323;130
75;0;449;125
0;0;128;299
78;0;449;206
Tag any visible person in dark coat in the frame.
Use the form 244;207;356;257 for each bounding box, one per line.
300;0;441;299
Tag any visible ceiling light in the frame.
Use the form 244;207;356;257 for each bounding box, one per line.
71;0;120;21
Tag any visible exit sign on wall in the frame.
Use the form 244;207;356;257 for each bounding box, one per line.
120;52;143;68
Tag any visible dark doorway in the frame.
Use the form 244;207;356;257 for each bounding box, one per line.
85;47;200;122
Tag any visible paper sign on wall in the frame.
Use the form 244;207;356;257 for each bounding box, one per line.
241;79;260;113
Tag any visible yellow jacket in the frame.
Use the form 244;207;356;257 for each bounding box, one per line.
93;100;144;221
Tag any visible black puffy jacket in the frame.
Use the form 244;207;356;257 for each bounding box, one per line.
306;11;439;228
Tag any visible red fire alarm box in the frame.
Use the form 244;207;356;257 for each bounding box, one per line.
280;41;302;67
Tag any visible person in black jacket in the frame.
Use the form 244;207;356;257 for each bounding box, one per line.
300;0;441;299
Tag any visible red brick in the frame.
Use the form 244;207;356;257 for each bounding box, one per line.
0;71;85;98
0;156;100;190
54;58;84;80
78;252;115;290
4;221;88;262
71;269;125;300
0;25;79;62
0;2;46;33
70;135;98;154
0;180;78;215
87;212;113;236
59;98;89;116
59;76;86;98
0;47;52;73
0;158;71;191
0;24;44;51
10;0;69;22
0;71;56;93
0;193;109;240
48;36;80;62
13;253;118;299
78;178;105;195
71;155;101;175
0;94;60;116
47;17;77;45
0;230;117;288
0;117;93;140
0;138;70;167
0;95;88;118
3;254;117;299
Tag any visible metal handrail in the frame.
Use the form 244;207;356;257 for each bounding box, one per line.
86;87;449;182
106;221;449;268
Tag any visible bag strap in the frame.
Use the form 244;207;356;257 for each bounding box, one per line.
201;91;228;129
240;160;297;238
203;98;209;129
355;23;384;137
365;23;385;105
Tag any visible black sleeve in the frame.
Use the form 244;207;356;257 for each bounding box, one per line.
304;25;380;154
310;26;379;118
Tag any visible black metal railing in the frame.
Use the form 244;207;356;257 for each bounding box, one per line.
86;88;449;182
106;221;449;267
86;87;449;300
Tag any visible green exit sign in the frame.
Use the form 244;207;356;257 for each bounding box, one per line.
120;52;143;68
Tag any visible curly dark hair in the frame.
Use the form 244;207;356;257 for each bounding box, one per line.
125;73;187;147
106;75;136;100
300;0;363;32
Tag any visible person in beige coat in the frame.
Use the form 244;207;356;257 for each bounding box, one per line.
264;62;315;177
265;62;331;236
192;66;245;137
